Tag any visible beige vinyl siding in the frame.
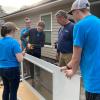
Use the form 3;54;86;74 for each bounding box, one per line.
44;5;71;59
4;4;71;59
5;15;40;40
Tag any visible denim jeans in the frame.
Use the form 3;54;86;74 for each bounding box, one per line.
86;91;100;100
0;67;20;100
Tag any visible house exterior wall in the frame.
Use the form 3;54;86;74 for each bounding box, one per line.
4;3;71;59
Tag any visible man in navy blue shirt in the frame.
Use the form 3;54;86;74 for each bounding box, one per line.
21;21;45;85
21;21;45;58
55;10;74;67
61;0;100;100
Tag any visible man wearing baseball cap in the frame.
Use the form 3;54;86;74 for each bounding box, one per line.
61;0;100;100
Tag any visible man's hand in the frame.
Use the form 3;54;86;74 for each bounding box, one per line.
61;46;82;78
61;61;75;79
27;43;34;50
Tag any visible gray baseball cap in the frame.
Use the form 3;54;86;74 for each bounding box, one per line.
68;0;90;15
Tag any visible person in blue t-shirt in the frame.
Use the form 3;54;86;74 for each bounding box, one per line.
55;10;74;67
20;17;31;49
0;22;25;100
61;0;100;100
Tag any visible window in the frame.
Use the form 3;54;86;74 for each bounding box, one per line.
41;13;52;45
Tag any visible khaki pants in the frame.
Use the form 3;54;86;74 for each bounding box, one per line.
59;53;72;67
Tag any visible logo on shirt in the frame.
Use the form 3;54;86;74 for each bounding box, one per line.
64;30;69;33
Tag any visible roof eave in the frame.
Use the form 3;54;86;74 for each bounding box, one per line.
2;0;74;19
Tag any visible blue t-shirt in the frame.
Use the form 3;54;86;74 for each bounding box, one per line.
0;37;22;68
73;15;100;93
57;22;74;53
20;27;30;48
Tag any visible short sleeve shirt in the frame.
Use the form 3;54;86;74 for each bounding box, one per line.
73;15;100;93
0;37;22;68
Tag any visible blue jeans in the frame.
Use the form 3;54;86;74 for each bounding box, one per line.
0;67;20;100
86;91;100;100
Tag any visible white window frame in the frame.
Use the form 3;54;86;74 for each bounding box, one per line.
40;12;52;47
